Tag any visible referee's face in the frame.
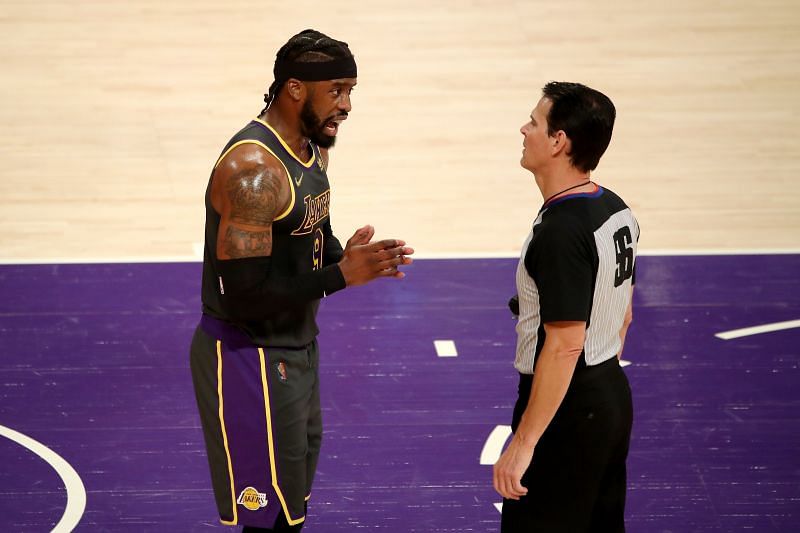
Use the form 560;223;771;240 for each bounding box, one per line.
520;97;553;174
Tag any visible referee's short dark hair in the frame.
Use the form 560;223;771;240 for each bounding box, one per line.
542;82;616;173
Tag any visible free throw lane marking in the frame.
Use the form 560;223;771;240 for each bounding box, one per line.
480;425;512;465
434;340;458;357
0;425;86;532
715;319;800;340
481;425;513;514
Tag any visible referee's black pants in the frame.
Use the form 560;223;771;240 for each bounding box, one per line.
501;357;633;533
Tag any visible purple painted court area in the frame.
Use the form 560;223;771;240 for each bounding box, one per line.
1;255;798;532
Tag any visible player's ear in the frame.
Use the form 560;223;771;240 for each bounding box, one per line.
286;79;306;102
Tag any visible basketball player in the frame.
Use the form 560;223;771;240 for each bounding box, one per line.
493;82;637;532
189;30;413;532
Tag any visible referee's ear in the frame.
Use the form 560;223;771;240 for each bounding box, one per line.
551;130;569;157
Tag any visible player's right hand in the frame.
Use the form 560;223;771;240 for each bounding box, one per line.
339;236;414;286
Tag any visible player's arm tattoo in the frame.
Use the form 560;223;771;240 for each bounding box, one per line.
223;226;273;258
220;166;284;259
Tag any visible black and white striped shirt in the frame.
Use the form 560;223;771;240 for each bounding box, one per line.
514;185;638;374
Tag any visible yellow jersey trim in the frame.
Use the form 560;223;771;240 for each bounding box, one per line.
213;140;295;222
253;117;316;169
217;340;238;525
258;348;306;526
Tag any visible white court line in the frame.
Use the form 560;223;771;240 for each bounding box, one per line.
480;425;512;465
0;256;199;265
620;359;632;367
0;425;86;532
481;425;513;515
1;247;797;265
715;319;800;340
418;248;800;259
636;248;800;256
434;340;458;357
414;251;519;259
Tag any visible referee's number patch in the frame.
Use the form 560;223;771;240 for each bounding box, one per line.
613;227;634;287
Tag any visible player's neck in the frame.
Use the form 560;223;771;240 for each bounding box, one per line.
261;107;311;159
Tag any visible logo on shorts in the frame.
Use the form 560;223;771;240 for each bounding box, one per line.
276;362;288;382
237;487;268;511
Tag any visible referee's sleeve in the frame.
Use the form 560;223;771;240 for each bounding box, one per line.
525;226;593;323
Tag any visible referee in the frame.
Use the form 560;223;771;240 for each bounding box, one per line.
494;82;638;533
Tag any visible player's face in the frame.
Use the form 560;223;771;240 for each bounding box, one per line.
520;97;553;173
300;78;356;148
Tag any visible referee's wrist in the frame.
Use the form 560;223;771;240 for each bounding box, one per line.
514;430;538;450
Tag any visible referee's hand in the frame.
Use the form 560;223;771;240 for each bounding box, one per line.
493;435;533;500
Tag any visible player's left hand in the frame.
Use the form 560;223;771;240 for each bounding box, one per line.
345;225;375;250
493;436;533;500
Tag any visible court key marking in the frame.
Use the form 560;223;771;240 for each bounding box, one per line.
715;319;800;340
0;424;86;532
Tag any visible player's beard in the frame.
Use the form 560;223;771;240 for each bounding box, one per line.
300;99;337;149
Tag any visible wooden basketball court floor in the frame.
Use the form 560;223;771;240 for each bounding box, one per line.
1;1;798;531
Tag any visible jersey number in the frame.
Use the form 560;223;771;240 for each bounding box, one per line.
313;228;324;271
613;227;634;287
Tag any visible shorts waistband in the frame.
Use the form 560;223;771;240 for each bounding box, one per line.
199;314;316;352
200;314;253;350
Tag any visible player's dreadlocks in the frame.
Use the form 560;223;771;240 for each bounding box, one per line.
261;29;354;114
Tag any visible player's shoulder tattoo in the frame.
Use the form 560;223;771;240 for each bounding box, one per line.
226;165;285;226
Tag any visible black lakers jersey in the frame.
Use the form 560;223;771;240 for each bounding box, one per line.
201;118;337;347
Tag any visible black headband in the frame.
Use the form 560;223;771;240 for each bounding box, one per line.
274;56;357;82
